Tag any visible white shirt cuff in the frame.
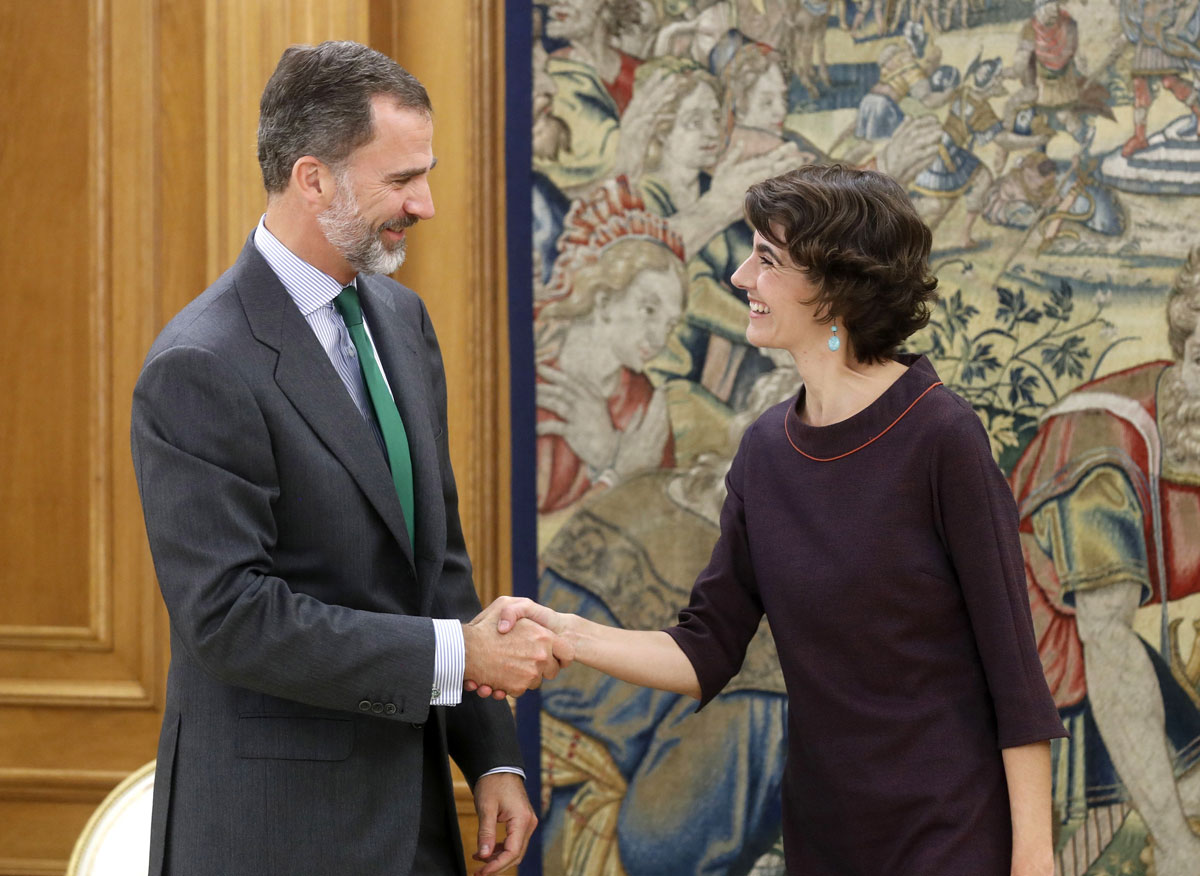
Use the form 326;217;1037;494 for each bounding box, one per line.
430;619;465;706
480;767;527;781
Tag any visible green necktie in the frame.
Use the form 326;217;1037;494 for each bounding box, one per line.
334;285;415;548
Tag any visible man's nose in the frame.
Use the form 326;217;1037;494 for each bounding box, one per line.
407;178;435;220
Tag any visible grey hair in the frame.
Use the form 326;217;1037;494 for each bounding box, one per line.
257;41;431;194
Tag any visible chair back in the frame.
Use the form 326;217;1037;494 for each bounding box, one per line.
66;761;156;876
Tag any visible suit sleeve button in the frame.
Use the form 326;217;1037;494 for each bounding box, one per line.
371;702;384;714
384;703;397;715
358;700;372;712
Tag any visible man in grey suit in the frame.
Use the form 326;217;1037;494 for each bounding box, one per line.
131;41;562;876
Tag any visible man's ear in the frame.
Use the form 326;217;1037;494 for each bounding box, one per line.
290;155;335;208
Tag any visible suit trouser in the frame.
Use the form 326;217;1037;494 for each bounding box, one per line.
410;719;460;875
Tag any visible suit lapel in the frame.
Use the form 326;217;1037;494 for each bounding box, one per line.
358;275;446;577
231;240;416;567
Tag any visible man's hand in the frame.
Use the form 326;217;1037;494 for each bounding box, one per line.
472;772;536;876
465;597;575;699
461;606;566;699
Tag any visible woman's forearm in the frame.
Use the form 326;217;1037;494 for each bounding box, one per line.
562;613;701;699
1001;740;1055;876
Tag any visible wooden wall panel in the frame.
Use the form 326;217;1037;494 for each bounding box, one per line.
0;0;172;872
372;0;512;609
0;2;511;872
0;0;163;714
204;0;371;277
0;0;97;637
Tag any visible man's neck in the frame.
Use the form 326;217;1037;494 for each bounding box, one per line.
263;198;355;285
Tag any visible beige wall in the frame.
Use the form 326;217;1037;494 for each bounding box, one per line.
0;2;509;873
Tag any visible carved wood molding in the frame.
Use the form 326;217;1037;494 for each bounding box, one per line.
0;627;108;651
0;858;65;876
0;768;128;804
465;3;511;607
0;678;154;708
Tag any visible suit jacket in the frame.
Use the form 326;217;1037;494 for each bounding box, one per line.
131;238;522;875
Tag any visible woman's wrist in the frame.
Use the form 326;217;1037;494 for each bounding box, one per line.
1010;817;1054;875
558;613;586;657
1009;844;1054;876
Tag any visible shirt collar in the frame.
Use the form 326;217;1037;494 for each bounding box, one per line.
253;215;355;316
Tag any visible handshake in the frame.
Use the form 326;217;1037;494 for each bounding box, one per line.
460;597;574;699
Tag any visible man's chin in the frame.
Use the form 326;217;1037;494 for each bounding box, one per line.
372;251;407;275
348;240;406;275
380;243;407;273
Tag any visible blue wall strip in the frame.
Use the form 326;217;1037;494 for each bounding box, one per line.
504;2;542;873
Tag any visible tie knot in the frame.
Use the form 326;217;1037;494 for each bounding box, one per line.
334;285;364;327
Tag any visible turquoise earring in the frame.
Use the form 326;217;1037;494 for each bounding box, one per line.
828;323;840;352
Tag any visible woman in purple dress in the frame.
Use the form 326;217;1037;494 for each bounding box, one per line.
473;165;1066;875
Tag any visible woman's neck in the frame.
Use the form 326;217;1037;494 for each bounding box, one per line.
790;348;908;427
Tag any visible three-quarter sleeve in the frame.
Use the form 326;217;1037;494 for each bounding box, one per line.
665;427;766;708
933;405;1068;747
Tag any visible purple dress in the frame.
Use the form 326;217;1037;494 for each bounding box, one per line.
666;355;1067;875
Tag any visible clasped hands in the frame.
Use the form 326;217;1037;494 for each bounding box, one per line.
461;597;572;699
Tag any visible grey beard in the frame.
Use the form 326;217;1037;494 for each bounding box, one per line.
1159;365;1200;472
317;178;408;276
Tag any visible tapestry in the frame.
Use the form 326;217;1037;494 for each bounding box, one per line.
508;1;1200;873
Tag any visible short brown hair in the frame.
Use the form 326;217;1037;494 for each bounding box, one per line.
744;165;938;363
257;41;431;193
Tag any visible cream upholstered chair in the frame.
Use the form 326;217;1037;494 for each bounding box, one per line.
66;761;156;876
